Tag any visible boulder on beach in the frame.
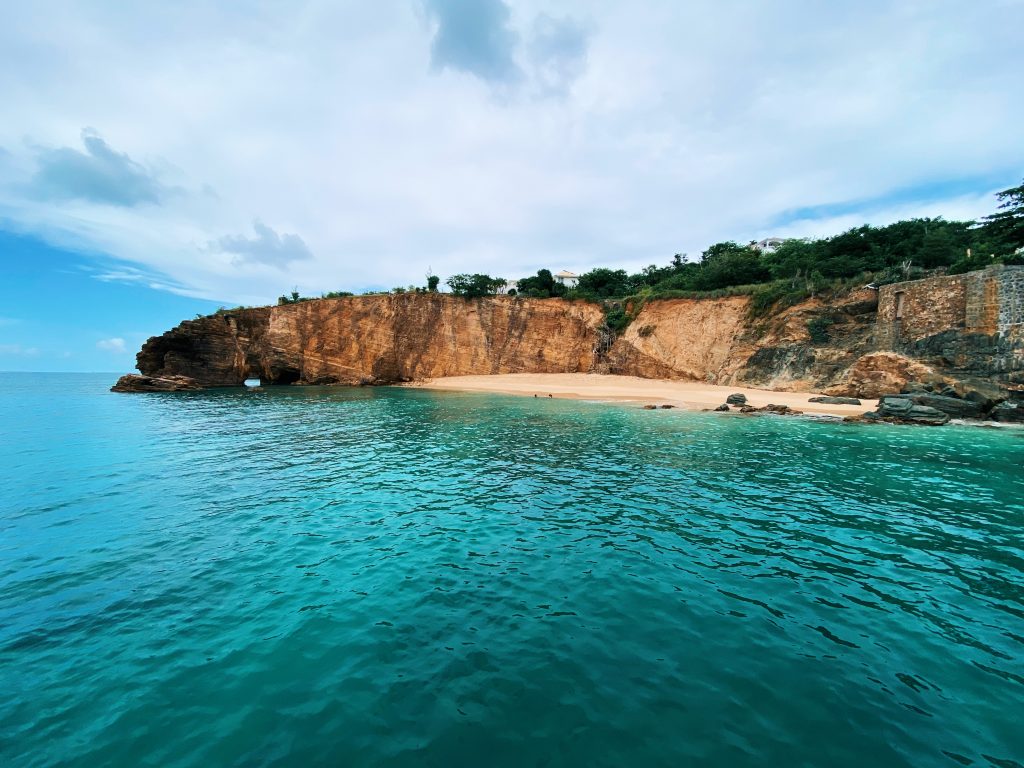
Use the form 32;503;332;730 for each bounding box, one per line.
809;396;861;406
726;393;747;405
714;404;730;412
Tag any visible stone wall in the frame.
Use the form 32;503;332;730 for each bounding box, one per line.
877;266;1024;342
993;265;1024;333
876;274;969;347
875;265;1024;385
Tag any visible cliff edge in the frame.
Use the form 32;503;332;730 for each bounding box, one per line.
124;268;1024;398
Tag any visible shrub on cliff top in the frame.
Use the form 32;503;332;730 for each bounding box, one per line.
446;273;506;298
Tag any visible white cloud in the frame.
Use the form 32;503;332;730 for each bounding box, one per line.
0;1;1021;304
96;337;127;353
0;344;40;356
214;219;313;268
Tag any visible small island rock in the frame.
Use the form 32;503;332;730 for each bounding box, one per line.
111;374;203;393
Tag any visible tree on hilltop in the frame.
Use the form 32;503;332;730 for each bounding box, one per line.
981;179;1024;257
446;273;506;298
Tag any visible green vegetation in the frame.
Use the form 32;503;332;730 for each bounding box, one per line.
806;315;835;345
979;180;1024;260
276;180;1024;314
446;273;506;298
604;306;632;334
554;181;1024;309
515;269;567;298
278;289;309;305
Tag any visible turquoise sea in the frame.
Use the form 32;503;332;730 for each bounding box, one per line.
1;372;1022;767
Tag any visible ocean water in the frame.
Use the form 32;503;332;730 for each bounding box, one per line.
1;373;1023;768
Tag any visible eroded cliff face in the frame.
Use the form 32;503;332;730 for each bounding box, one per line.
603;289;881;392
606;296;751;380
137;295;604;386
133;287;1013;397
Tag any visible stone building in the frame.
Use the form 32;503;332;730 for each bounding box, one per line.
875;265;1024;384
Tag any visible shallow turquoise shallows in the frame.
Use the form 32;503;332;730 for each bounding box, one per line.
1;373;1023;767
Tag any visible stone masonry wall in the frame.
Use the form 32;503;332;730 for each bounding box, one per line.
993;266;1024;333
876;274;968;347
877;265;1024;346
875;265;1024;385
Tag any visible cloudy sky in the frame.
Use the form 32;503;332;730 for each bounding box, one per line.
1;0;1022;370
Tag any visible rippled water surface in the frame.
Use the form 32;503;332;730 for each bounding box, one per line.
2;373;1023;767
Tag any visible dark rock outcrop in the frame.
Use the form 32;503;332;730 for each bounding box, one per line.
111;374;203;392
726;393;747;405
990;401;1024;423
870;396;951;426
759;403;803;415
714;404;730;412
809;396;861;405
901;393;985;419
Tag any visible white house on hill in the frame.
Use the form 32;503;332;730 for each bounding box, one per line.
554;270;579;289
753;237;786;254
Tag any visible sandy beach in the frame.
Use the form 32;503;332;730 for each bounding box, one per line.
403;373;876;418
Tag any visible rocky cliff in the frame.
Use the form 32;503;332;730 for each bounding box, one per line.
606;288;880;391
135;295;605;386
128;282;1020;399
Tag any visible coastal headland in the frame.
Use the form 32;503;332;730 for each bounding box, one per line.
113;265;1024;424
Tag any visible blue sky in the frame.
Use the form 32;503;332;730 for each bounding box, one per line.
1;0;1023;371
0;230;220;371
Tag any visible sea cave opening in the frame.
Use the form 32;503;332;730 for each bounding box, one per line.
266;368;301;386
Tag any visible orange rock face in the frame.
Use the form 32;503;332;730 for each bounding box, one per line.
131;288;1015;396
137;295;605;386
824;352;944;399
607;296;751;380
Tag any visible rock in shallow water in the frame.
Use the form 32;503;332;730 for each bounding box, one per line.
809;396;861;405
903;393;985;419
111;374;203;392
871;396;950;425
760;403;803;415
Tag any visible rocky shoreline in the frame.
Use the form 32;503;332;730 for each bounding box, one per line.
705;382;1024;426
112;369;1024;428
